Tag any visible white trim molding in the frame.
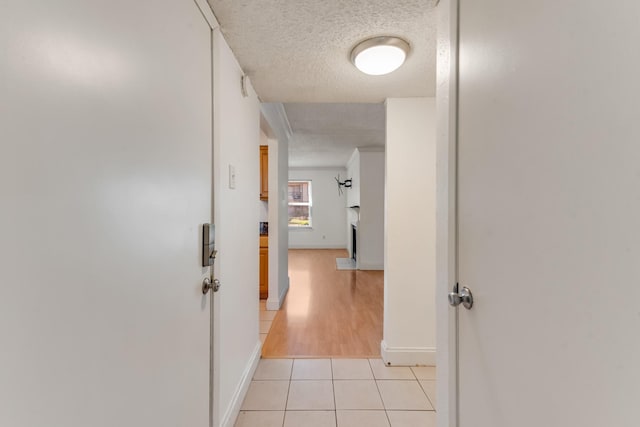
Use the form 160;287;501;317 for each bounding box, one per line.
356;145;385;153
192;0;220;30
380;340;436;366
220;341;261;427
267;277;290;310
288;244;347;250
261;103;293;142
435;0;459;425
357;262;384;271
289;166;347;172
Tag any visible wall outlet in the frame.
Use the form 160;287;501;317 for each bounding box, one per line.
228;164;236;189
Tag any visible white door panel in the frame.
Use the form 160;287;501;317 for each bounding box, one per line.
0;1;212;425
457;1;640;426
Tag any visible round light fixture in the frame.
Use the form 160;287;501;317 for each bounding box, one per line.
350;36;410;76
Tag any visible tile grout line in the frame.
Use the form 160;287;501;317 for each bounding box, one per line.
331;358;338;427
410;366;429;413
417;378;436;411
369;358;393;427
238;358;437;426
281;359;294;427
412;367;438;411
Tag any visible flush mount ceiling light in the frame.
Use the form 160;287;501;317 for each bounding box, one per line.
350;36;410;76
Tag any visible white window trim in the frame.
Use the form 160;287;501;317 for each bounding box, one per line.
288;180;312;228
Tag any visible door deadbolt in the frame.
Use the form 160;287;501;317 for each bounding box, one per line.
202;277;221;294
448;286;473;309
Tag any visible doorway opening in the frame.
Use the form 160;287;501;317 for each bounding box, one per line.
259;103;386;359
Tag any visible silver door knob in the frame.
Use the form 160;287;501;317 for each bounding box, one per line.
202;277;221;294
448;286;473;309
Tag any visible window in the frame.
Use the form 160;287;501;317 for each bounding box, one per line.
288;180;312;227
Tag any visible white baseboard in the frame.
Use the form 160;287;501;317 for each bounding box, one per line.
267;277;289;310
357;262;384;271
220;341;262;427
380;340;436;366
288;244;347;249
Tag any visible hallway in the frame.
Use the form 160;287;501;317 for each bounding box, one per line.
261;250;383;358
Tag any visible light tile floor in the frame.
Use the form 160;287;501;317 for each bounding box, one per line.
259;300;275;344
235;358;436;427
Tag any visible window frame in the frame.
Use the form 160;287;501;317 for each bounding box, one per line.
288;180;313;228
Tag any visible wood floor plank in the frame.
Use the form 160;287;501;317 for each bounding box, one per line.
261;249;383;358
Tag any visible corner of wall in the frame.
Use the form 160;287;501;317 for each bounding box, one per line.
380;340;436;367
383;97;437;372
357;262;384;270
220;341;262;427
346;148;359;169
267;276;289;310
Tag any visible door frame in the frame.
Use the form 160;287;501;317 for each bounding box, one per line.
191;2;220;426
193;1;464;425
435;0;459;426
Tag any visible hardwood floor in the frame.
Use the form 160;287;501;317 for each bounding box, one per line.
261;249;384;358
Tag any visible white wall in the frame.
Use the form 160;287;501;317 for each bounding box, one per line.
346;148;385;269
289;168;348;249
358;149;385;270
0;1;215;426
347;150;361;208
268;131;289;310
383;98;437;366
258;126;288;311
346;150;361;256
260;104;292;310
212;30;262;427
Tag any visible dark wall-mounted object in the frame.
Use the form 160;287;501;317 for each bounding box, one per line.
202;223;217;267
334;174;353;196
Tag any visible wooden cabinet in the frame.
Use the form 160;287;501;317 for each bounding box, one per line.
259;235;268;299
260;145;268;200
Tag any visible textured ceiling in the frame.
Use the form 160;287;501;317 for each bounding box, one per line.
284;103;385;168
207;0;438;103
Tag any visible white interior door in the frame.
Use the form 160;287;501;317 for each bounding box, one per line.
0;1;213;426
456;1;640;426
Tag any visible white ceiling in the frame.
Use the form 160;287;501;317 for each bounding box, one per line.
207;0;438;103
283;103;385;168
207;1;437;167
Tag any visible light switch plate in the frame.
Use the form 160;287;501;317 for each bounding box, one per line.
229;164;236;189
